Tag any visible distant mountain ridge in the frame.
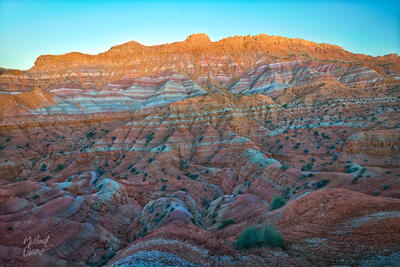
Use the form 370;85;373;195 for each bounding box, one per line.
0;33;399;117
32;33;399;70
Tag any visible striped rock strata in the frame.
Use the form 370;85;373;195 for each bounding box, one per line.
0;34;400;266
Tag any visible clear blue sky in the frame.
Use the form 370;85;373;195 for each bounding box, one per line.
0;0;399;70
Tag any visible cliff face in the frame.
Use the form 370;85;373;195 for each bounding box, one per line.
1;34;400;266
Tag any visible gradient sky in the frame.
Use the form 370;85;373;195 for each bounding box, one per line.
0;0;399;70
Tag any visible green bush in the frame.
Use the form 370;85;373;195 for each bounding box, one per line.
236;224;284;250
262;224;284;248
270;195;286;211
302;163;313;171
145;132;154;144
185;172;199;180
382;184;389;191
56;164;64;171
315;179;330;189
235;226;262;249
86;131;95;138
41;176;51;182
201;198;209;207
280;165;289;171
97;168;105;176
40;164;47;171
218;219;236;230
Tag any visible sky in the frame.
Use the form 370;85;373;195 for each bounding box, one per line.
0;0;399;70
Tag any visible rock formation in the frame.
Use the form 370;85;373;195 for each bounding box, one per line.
0;33;399;266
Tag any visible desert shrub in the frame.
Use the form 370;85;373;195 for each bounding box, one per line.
236;224;284;250
345;164;358;173
185;172;199;180
373;190;380;196
321;132;330;139
218;219;236;230
280;165;289;171
315;179;330;189
161;184;167;191
56;164;64;171
301;163;313;171
148;157;154;163
86;131;95;138
188;173;198;180
382;184;389;191
40;164;47;171
97;168;105;176
145;132;154;144
235;226;262;249
270;195;286;211
41;176;51;182
262;224;284;248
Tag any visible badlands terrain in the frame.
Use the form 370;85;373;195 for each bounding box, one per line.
0;33;400;266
